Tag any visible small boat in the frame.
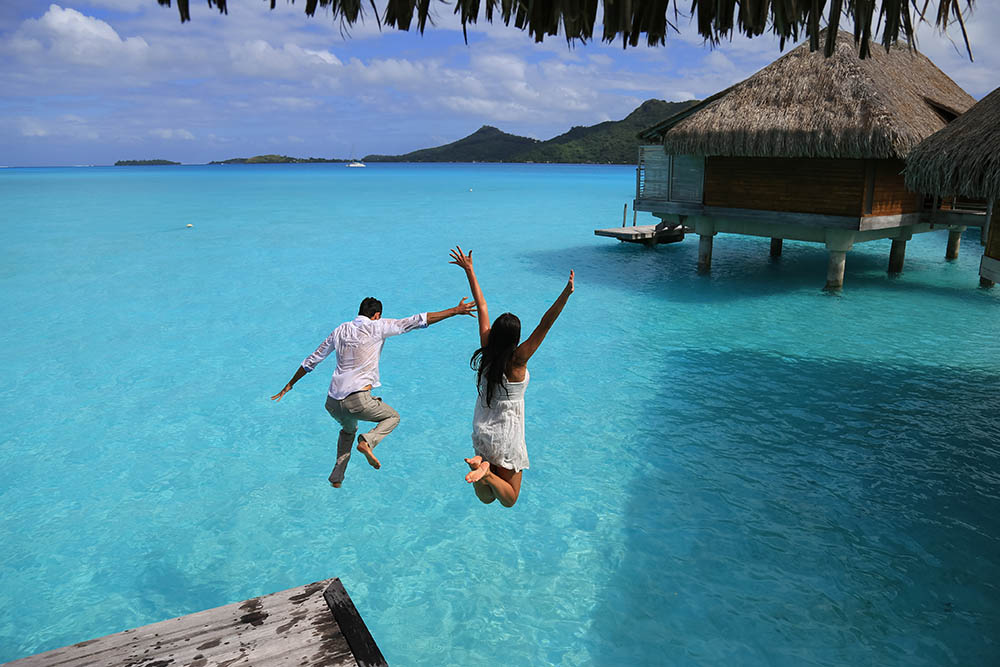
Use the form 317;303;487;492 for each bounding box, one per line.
347;144;365;167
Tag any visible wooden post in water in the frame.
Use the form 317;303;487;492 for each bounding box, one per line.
888;238;907;273
982;200;998;288
826;250;847;289
946;229;963;260
633;207;638;226
622;203;627;227
698;235;713;273
824;231;854;290
770;237;783;258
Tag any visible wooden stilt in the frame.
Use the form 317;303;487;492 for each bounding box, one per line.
980;276;995;288
888;238;907;274
698;235;713;273
770;237;783;258
946;229;962;260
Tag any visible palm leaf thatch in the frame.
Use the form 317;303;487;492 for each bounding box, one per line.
904;87;1000;200
637;30;974;160
154;1;975;57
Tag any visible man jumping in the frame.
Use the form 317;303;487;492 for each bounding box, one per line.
272;295;475;487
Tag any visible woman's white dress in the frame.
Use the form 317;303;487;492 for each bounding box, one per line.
471;370;530;472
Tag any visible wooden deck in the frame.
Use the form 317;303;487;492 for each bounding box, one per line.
8;578;387;667
594;224;689;245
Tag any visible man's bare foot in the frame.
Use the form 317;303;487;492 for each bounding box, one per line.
465;456;483;471
330;481;342;488
357;438;381;469
465;460;490;483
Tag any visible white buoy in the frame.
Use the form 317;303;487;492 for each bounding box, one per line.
469;188;473;192
186;223;193;228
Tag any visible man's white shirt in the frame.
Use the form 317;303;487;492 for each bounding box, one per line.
302;313;428;399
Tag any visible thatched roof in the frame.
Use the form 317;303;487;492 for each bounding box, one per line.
904;87;1000;200
154;1;974;57
638;30;975;160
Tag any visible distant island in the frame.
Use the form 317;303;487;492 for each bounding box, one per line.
362;99;697;164
115;159;181;166
114;99;698;167
208;155;348;165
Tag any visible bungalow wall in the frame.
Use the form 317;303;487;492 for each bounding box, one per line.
868;159;921;216
988;202;1000;259
701;157;920;218
703;157;865;217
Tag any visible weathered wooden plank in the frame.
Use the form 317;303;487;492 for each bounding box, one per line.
8;579;365;667
593;225;687;245
594;225;659;240
324;580;386;667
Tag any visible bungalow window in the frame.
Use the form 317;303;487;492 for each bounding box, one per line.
637;147;704;204
669;154;705;203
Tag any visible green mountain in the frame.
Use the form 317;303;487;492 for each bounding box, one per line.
362;99;697;164
365;126;540;163
115;159;180;166
207;154;346;164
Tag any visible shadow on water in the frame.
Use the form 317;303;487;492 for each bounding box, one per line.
590;349;1000;665
522;237;996;305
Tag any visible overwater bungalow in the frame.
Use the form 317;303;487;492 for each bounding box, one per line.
632;30;977;289
905;86;1000;288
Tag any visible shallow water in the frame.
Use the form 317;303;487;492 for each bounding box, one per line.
1;163;998;665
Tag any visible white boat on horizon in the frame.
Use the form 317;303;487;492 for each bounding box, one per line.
347;160;366;168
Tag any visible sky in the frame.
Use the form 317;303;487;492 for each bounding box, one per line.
1;1;998;167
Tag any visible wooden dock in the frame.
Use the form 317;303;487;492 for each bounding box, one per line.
594;223;690;246
7;578;387;667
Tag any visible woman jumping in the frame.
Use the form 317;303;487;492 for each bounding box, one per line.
448;246;574;507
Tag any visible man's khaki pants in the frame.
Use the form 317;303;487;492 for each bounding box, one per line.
324;390;400;484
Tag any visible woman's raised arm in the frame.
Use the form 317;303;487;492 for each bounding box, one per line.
513;270;574;367
449;246;491;348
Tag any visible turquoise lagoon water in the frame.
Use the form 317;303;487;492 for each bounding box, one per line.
1;163;998;665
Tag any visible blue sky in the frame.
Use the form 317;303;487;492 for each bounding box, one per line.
1;1;997;166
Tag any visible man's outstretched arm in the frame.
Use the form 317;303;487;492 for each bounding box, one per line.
427;297;476;325
272;330;336;401
272;365;308;401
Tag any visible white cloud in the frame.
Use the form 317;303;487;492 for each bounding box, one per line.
18;114;100;141
150;128;195;140
11;4;149;67
264;96;322;111
471;53;527;80
228;40;343;80
20;117;49;137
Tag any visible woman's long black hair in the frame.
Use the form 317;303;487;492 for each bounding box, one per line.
471;312;521;408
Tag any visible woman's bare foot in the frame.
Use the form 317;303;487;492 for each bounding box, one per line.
465;460;490;483
357;437;381;469
465;456;483;470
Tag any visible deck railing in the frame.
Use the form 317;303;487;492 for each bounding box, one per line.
636;145;670;201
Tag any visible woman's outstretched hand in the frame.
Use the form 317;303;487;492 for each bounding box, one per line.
449;246;474;272
565;269;575;294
